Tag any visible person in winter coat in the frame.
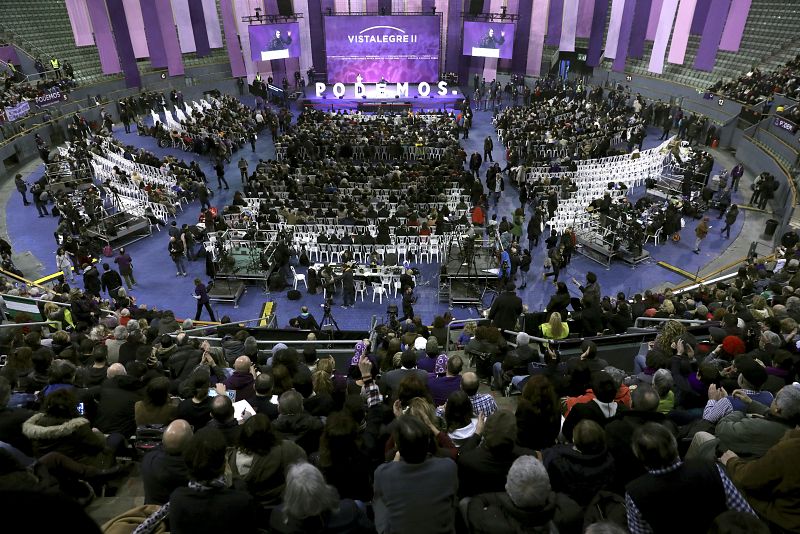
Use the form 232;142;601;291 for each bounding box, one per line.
693;216;710;254
720;204;739;239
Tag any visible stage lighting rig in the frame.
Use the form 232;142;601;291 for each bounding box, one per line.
242;11;303;24
462;11;519;22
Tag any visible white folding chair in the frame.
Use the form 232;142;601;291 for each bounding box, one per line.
290;266;307;290
371;282;387;303
354;280;367;302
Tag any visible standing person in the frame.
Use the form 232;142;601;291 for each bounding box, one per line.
469;152;482;178
693;216;710;254
527;207;543;249
169;236;187;276
729;162;744;192
193;278;216;321
463;113;471;139
543;245;563;284
114;247;136;289
492;168;504;204
717;186;732;218
401;286;416;321
121;110;131;134
248;131;256;152
50;56;61;79
518;248;532;289
238;157;248;183
31;183;49;217
56;247;75;283
14;174;29;206
82;263;101;298
720;205;739;239
100;263;123;300
214;159;229;190
658;112;672;140
483;136;494;163
340;263;355;308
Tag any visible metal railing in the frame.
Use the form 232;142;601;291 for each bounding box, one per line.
444;318;491;352
0;320;59;331
633;317;706;328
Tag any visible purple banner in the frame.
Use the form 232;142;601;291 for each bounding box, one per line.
172;0;196;53
106;0;142;87
307;0;326;78
648;0;678;73
586;0;609;67
511;0;533;74
612;0;636;71
444;0;462;74
668;0;697;65
249;23;301;62
774;116;798;134
34;86;66;108
0;46;20;65
65;0;95;46
121;0;149;58
719;0;751;51
604;0;626;58
559;0;579;52
690;0;711;34
526;0;549;76
86;0;122;74
156;0;184;76
202;0;223;48
693;0;732;70
462;21;515;59
576;0;595;39
188;0;211;57
324;15;440;83
220;0;246;77
545;0;564;47
645;0;663;40
627;0;652;58
141;0;167;68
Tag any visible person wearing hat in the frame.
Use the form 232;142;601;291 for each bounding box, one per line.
703;355;774;423
693;216;711;254
487;282;523;333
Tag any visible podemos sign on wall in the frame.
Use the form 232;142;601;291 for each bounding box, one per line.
34;86;65;108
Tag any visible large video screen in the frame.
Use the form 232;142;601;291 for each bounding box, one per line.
462;21;515;59
324;15;440;83
249;23;301;61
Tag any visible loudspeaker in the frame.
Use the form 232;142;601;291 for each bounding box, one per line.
468;0;484;15
277;0;293;16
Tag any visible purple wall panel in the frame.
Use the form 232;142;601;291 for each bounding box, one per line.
693;0;732;70
612;0;636;71
690;0;711;34
221;0;246;77
106;0;142;87
156;0;185;76
586;0;609;67
86;0;122;74
141;0;168;68
627;0;652;58
188;0;211;57
545;0;563;47
719;0;751;51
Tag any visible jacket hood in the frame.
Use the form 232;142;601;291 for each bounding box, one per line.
23;413;90;440
496;491;558;525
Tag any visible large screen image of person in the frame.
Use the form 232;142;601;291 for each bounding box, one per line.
249;23;301;61
462;21;515;59
324;15;440;83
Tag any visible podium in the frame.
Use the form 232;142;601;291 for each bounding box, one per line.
471;47;500;58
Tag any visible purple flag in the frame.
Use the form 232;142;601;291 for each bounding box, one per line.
122;0;149;58
220;0;246;78
156;0;184;76
604;0;626;59
628;0;652;58
105;0;141;87
559;0;580;52
587;0;609;67
65;0;95;46
719;0;751;51
612;0;637;71
668;0;697;65
202;0;223;48
693;0;732;70
690;0;711;34
171;0;196;53
141;0;167;68
576;0;596;38
648;0;678;73
646;0;663;40
188;0;211;57
86;0;122;74
545;0;564;47
526;0;549;76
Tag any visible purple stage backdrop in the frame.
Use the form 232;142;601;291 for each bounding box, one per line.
462;21;516;59
324;15;440;83
248;23;301;62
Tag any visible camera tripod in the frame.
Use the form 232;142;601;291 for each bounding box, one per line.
320;305;340;337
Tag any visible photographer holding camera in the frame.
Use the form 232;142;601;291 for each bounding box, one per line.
401;286;417;322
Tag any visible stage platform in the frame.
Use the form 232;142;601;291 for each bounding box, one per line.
301;84;465;112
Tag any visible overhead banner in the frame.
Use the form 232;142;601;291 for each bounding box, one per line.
4;101;31;121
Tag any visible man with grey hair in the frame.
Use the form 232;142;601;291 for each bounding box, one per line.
465;455;582;532
105;325;128;364
273;390;323;455
140;419;192;504
94;361;142;451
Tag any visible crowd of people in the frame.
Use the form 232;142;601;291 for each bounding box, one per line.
708;54;800;104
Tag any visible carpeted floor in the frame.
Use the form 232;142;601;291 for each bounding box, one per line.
7;98;745;330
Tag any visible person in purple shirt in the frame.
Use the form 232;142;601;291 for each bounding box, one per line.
114;247;136;289
193;278;216;322
428;355;463;408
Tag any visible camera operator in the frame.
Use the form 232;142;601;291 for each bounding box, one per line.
401;286;417;322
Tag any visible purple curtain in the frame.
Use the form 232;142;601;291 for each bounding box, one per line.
220;0;246;77
693;0;732;70
122;0;149;59
545;0;563;47
719;0;751;51
526;0;549;76
444;0;462;75
645;0;663;40
141;0;167;68
203;0;224;48
627;0;652;58
86;0;122;74
612;0;636;71
668;0;697;65
511;0;533;74
559;0;579;52
690;0;711;34
172;0;196;53
189;0;211;57
648;0;678;73
604;0;626;59
586;0;609;67
576;0;595;38
307;0;326;79
65;0;95;46
105;0;141;87
156;0;184;76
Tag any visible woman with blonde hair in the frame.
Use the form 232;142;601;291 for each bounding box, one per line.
749;295;772;320
540;312;569;339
